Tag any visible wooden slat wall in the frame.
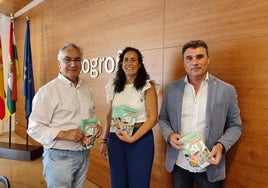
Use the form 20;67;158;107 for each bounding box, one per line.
12;0;268;187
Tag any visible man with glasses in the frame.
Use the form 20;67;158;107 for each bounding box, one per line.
159;40;242;188
27;43;102;188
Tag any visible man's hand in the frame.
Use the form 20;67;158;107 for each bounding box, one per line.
208;143;224;165
95;126;102;138
56;129;83;142
168;133;184;150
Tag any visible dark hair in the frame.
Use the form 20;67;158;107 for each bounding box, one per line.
114;47;150;93
182;40;209;56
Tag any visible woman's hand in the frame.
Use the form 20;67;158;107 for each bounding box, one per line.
116;131;134;143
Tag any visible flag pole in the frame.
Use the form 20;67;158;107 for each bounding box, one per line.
0;14;43;162
25;16;30;149
8;13;14;149
26;119;29;148
8;116;12;147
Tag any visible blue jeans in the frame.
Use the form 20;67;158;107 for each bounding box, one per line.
172;165;223;188
43;148;89;188
108;129;154;188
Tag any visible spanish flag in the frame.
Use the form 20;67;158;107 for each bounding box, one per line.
0;37;6;120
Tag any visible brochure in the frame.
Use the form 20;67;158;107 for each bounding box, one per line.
180;132;212;171
80;118;99;150
110;105;137;136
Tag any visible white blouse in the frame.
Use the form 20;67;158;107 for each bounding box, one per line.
105;78;159;123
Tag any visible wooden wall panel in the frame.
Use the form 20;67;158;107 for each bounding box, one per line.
163;47;185;85
52;0;164;55
164;0;268;47
11;0;268;187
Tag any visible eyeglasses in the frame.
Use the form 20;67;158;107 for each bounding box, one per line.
62;57;82;64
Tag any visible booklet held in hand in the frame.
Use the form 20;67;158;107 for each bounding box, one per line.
80;118;99;150
110;106;137;136
180;132;212;172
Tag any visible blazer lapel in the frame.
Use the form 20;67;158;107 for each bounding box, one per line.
206;74;218;140
175;78;185;133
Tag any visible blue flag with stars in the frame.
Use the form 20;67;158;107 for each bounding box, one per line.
23;19;35;118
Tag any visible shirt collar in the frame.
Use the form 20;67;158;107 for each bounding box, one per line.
184;72;209;84
58;73;82;88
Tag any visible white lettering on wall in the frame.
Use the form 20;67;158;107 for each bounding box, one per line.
81;50;122;78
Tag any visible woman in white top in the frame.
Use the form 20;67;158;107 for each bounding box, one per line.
101;47;158;188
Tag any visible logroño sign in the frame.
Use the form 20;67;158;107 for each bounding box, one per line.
81;50;122;78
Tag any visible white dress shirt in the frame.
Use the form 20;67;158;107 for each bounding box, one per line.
176;74;208;172
27;73;96;151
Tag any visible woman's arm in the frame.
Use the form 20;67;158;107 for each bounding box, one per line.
100;100;112;160
117;82;158;143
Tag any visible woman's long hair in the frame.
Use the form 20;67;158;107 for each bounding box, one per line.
114;47;150;93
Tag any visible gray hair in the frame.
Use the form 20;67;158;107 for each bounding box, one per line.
57;43;83;61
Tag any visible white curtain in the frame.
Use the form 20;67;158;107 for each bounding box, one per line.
0;14;15;135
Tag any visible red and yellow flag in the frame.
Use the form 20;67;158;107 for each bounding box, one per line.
0;37;6;119
6;18;20;119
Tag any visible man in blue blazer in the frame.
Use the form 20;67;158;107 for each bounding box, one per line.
159;40;242;188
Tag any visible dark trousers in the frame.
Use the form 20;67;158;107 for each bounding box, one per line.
172;165;223;188
108;129;154;188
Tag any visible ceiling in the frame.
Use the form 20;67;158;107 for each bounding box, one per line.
0;0;33;15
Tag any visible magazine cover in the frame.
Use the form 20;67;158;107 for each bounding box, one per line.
110;106;138;136
80;118;99;150
180;132;212;171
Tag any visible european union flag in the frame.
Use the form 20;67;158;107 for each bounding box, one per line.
23;19;35;119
